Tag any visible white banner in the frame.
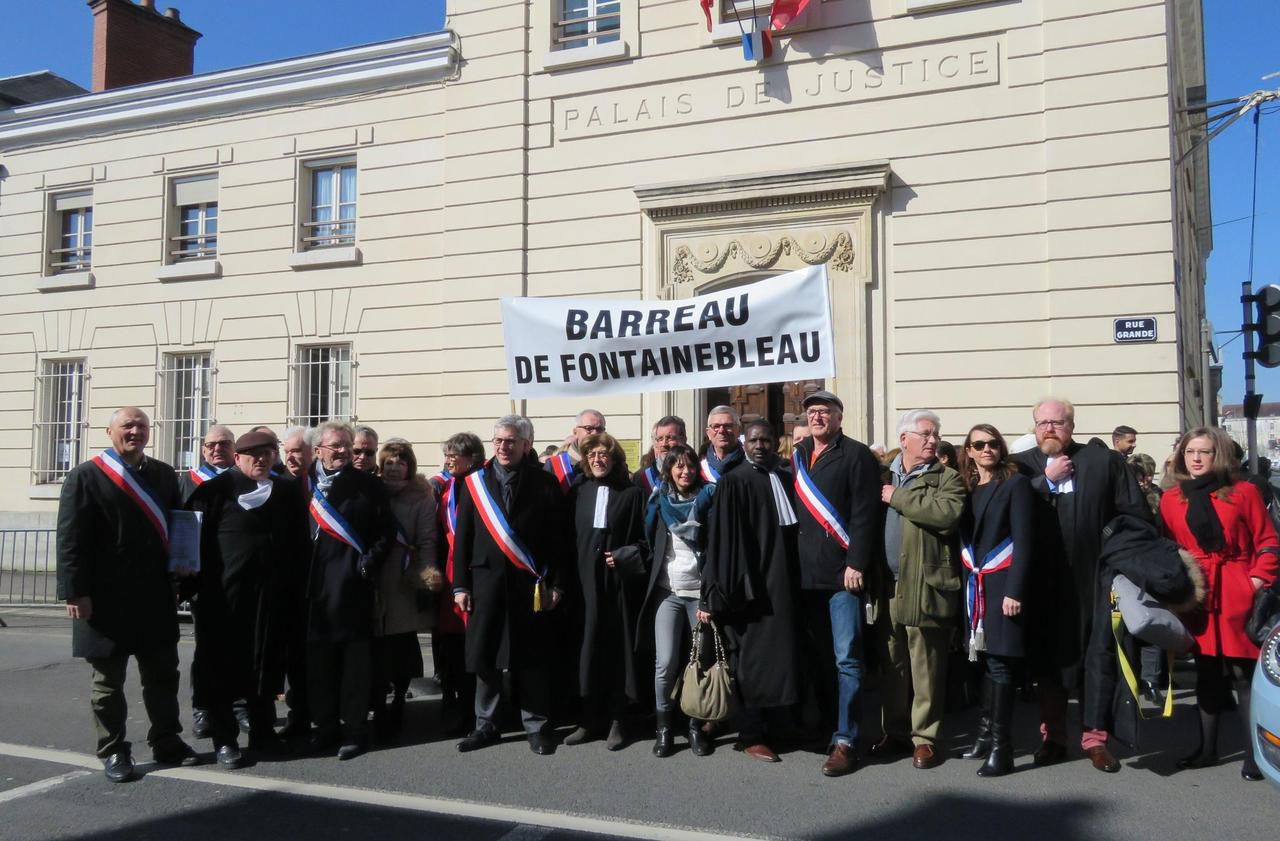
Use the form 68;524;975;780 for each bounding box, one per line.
502;265;835;398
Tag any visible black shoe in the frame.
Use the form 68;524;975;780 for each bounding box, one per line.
529;731;557;755
191;709;211;740
605;720;626;752
563;725;596;746
653;712;675;758
216;744;246;769
103;752;135;783
1176;748;1218;769
1242;757;1264;782
689;720;714;757
961;724;993;760
977;680;1015;778
1032;741;1067;767
337;742;367;761
309;731;341;756
235;707;252;735
457;728;500;753
152;741;201;767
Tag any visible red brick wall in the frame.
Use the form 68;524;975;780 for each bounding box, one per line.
90;0;201;92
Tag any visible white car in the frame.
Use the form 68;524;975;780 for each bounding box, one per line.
1253;623;1280;788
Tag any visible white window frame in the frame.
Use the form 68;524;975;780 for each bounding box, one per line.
536;0;636;71
288;343;355;428
33;358;88;485
157;174;222;282
303;159;357;250
43;191;95;290
555;0;621;51
155;351;215;471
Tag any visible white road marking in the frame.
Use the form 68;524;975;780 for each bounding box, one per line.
0;741;772;841
0;769;93;805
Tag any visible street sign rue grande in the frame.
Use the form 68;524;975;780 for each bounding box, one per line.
1113;317;1157;343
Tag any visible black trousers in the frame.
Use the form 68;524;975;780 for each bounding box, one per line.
308;639;372;742
86;646;183;759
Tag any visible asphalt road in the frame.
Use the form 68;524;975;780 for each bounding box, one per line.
1;608;1276;841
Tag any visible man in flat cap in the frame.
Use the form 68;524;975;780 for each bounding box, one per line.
790;390;883;777
186;430;309;767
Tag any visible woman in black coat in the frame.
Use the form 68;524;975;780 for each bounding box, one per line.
564;433;648;750
956;424;1034;777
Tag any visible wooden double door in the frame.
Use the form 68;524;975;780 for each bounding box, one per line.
704;379;825;438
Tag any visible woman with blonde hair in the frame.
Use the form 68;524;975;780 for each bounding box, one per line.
1159;426;1279;781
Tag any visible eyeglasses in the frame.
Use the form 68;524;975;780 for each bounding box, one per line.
906;430;941;441
203;440;232;449
492;437;521;449
575;425;605;434
654;435;683;444
586;450;611;461
1035;419;1070;430
352;448;377;457
806;407;834;418
317;442;350;452
708;423;736;431
968;440;1000;452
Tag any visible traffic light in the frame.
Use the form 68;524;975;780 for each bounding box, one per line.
1254;284;1280;368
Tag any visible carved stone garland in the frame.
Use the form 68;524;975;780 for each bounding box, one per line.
671;230;854;286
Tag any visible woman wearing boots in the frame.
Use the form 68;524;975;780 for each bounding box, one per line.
635;444;717;757
1160;426;1279;782
957;424;1034;776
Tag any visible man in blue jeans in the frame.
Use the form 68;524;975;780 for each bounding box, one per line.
791;391;884;777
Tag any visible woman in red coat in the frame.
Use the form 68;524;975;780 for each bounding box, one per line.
1159;426;1279;782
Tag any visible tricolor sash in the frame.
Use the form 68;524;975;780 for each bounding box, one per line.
394;521;413;573
465;469;543;582
700;458;720;484
429;469;450;493
188;463;221;486
639;466;659;495
548;452;576;493
791;451;850;549
960;537;1014;659
309;486;367;555
91;449;170;545
442;476;459;535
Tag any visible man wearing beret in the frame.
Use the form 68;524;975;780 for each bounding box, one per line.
186;429;310;767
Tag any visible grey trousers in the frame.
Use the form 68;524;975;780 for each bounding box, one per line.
86;646;183;759
653;592;699;713
474;668;550;736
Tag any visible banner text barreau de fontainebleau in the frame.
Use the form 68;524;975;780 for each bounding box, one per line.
502;265;835;398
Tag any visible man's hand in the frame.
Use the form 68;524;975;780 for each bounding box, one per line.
548;587;563;610
844;567;864;593
454;592;472;613
880;485;895;505
1002;597;1022;617
1045;455;1074;484
66;597;92;621
603;551;616;569
1252;576;1265;592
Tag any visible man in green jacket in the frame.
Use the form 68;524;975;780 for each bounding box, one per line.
870;409;966;770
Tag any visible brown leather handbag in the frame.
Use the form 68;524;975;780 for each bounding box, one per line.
677;622;734;722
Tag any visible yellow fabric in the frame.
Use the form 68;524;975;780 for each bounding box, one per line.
1110;590;1175;719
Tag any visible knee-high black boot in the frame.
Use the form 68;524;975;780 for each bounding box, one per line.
978;680;1015;777
1178;706;1220;768
962;677;993;760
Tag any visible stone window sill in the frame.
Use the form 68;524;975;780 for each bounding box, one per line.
541;40;629;72
288;246;362;270
28;485;62;500
36;271;94;292
157;259;222;282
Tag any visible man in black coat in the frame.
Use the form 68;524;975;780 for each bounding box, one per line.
1013;398;1151;773
700;405;745;483
305;420;398;761
790;391;883;777
453;414;568;755
186;429;310;767
56;406;199;783
703;420;802;764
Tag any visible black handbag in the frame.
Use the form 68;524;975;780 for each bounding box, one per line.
1245;581;1280;646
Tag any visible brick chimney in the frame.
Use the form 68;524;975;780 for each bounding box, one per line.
89;0;202;92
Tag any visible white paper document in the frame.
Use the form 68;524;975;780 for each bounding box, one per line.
168;510;202;573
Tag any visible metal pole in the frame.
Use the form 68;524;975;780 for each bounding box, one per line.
1243;280;1260;474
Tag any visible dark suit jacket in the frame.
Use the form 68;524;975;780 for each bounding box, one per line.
959;473;1034;658
792;433;883;589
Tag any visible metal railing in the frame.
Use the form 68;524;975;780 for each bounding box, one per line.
0;529;58;606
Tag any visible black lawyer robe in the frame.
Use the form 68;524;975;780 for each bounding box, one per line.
305;464;398;643
958;473;1035;658
570;475;648;702
56;453;182;659
702;462;801;710
187;469;309;697
452;457;569;673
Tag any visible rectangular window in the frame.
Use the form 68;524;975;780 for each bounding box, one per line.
157;353;213;470
34;359;87;484
170;176;218;262
289;344;353;427
555;0;620;50
304;162;357;249
49;192;93;273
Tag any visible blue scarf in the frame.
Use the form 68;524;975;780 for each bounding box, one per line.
646;483;717;547
704;446;744;477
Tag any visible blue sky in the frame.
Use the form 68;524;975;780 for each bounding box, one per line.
3;1;1277;406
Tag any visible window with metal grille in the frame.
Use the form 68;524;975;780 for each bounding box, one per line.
156;353;213;470
289;345;353;427
303;162;357;249
170;176;219;262
49;192;93;273
555;0;620;49
34;359;87;484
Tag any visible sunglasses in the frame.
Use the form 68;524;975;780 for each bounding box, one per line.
353;448;377;457
968;440;1000;452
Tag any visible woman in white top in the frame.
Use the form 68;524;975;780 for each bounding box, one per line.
635;443;717;757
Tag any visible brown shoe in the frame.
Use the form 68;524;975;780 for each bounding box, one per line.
739;743;781;763
1085;745;1120;773
868;735;913;758
821;742;858;777
912;743;939;769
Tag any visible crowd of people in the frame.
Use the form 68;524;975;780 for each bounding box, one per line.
55;395;1278;786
